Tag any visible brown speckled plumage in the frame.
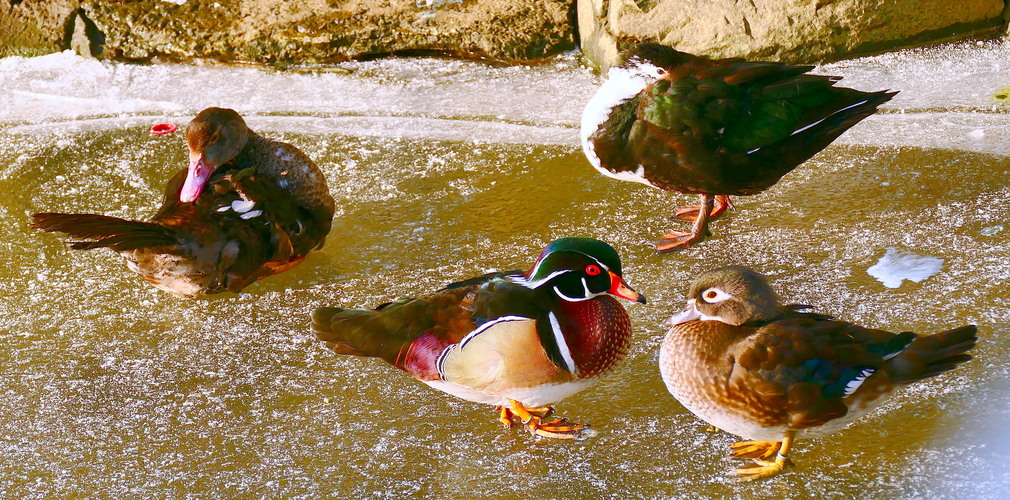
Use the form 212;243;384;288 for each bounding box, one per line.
660;266;976;478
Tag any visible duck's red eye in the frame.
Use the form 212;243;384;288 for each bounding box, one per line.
585;265;601;276
705;290;718;300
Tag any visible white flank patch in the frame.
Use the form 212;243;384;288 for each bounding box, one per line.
548;311;577;374
231;200;255;213
843;368;876;397
867;247;943;288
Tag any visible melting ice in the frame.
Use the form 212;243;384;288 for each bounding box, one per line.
867;247;944;288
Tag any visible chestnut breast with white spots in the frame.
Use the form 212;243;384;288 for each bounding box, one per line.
558;295;633;379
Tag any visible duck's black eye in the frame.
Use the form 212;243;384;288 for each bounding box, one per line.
585;264;601;276
656;68;667;76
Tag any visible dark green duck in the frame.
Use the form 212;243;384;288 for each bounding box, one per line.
312;237;646;440
581;43;897;251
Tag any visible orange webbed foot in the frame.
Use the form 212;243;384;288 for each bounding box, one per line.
729;440;781;460
497;404;554;428
653;231;704;252
730;431;795;481
501;400;595;440
734;457;788;481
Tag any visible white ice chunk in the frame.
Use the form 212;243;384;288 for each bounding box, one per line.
867;247;943;288
969;129;985;139
981;225;1003;236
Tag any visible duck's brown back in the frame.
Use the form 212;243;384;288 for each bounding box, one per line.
32;131;335;298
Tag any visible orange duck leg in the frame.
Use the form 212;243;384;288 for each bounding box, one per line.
674;194;735;222
654;194;716;252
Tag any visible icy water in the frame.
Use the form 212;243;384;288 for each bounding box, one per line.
2;40;1010;498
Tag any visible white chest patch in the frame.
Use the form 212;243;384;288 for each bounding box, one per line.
580;69;648;167
580;68;661;189
599;164;657;188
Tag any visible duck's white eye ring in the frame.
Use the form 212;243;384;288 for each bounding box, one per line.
655;67;666;76
700;287;731;303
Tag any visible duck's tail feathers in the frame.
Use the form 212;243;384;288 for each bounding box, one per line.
823;89;898;136
887;325;977;383
311;306;369;356
31;212;178;251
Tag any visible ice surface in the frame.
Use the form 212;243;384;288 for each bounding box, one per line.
5;41;1010;151
866;247;944;288
3;39;1010;498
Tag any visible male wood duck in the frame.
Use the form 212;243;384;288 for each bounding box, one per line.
660;266;976;480
32;107;335;298
581;43;897;252
312;237;646;439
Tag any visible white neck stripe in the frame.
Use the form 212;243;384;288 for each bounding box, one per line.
548;311;577;375
553;285;591;302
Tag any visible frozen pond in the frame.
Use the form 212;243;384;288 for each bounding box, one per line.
2;39;1010;497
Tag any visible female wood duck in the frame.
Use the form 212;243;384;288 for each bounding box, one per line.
32;107;335;298
582;43;897;252
312;237;647;439
660;266;976;480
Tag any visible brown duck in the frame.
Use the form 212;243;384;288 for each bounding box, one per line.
660;266;976;480
32;107;335;298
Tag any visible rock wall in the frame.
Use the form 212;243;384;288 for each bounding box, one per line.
2;0;1008;67
580;0;1007;71
1;0;80;57
1;0;576;63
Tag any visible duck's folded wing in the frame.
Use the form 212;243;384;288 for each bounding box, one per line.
728;317;916;428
